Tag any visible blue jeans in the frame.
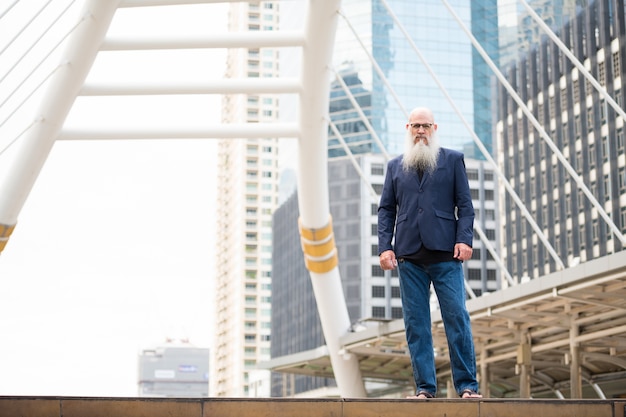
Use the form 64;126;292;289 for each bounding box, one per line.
398;259;479;396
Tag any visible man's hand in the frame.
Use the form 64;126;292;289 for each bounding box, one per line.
379;250;397;270
453;243;473;261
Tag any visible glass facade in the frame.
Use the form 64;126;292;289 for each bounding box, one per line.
496;0;626;279
332;0;477;156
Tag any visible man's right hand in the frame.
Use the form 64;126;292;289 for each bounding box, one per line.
379;250;397;270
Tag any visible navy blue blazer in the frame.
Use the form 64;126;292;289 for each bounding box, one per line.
377;147;474;257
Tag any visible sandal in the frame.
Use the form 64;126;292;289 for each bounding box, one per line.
407;390;435;399
460;389;482;398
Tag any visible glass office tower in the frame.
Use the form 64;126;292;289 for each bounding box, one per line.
331;0;477;156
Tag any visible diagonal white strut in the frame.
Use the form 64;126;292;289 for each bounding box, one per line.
0;0;121;234
297;0;366;397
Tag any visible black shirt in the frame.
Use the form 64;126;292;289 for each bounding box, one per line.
401;246;456;265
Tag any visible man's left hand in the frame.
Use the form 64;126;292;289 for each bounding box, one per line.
453;243;472;261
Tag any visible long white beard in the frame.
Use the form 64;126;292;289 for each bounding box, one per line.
402;130;441;173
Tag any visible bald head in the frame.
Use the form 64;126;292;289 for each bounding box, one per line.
408;107;434;123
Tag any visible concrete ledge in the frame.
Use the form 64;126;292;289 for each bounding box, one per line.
0;397;623;417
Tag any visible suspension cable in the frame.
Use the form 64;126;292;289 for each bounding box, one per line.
337;8;410;122
330;66;391;161
0;0;55;57
1;0;80;106
328;118;379;200
0;0;19;20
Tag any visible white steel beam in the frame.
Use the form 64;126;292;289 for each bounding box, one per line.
120;0;255;6
297;0;366;397
101;32;305;50
0;0;121;228
79;78;301;96
59;124;299;140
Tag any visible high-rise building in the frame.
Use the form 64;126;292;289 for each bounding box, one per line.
211;2;281;398
496;0;626;280
464;158;500;296
331;0;478;157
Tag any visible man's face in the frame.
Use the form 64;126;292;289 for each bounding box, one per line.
406;117;437;146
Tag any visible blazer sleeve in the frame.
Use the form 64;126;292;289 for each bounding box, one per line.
377;159;398;254
454;154;475;247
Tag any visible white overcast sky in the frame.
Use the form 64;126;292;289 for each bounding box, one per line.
0;1;229;396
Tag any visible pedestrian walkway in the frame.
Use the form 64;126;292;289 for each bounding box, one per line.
0;396;624;417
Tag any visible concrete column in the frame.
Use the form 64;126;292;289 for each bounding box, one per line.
569;317;583;398
517;343;532;398
480;347;490;397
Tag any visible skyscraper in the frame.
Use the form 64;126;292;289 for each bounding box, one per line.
496;0;626;280
211;2;281;398
331;0;477;156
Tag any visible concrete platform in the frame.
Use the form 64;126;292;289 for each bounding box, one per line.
0;396;624;417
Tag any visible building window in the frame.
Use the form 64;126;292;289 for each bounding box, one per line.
579;224;586;251
598;61;605;86
587;108;595;133
391;286;401;298
467;269;481;281
613;51;621;78
617;127;625;155
372;286;385;298
371;244;379;256
372;306;386;318
391;307;403;319
372;265;384;277
371;164;384;175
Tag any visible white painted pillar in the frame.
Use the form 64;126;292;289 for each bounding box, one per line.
296;0;366;397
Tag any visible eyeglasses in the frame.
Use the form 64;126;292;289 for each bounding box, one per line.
409;123;433;130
